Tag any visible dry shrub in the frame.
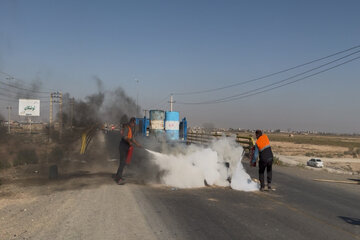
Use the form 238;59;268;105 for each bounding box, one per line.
0;159;11;169
13;149;39;166
49;146;64;162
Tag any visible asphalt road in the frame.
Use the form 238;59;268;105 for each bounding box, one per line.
131;163;360;240
1;132;359;240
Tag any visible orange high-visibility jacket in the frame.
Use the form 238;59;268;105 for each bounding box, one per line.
121;125;133;140
127;126;133;139
256;134;273;161
256;134;270;152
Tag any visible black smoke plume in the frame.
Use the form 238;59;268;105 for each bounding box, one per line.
60;78;140;128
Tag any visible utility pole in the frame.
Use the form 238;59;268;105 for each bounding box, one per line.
29;117;32;135
49;91;62;139
143;109;148;118
49;93;53;141
6;106;12;134
49;93;53;126
135;78;139;116
5;77;13;134
59;92;63;139
169;94;175;112
70;97;74;130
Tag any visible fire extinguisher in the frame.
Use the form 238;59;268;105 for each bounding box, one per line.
126;146;134;164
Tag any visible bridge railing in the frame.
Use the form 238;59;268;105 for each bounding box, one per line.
235;134;255;153
186;131;255;152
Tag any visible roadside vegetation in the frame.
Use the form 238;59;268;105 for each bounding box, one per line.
0;127;81;169
13;149;39;166
0;159;11;170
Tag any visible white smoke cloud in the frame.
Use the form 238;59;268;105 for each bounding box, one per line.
146;137;259;191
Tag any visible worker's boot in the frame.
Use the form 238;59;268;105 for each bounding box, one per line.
117;178;126;185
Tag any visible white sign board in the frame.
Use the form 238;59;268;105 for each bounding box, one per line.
19;99;40;116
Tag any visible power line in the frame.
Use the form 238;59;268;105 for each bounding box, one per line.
0;91;51;103
0;70;58;92
0;89;49;100
173;44;360;96
158;101;169;110
0;84;49;97
0;98;18;103
221;55;360;103
179;49;360;104
0;98;51;104
0;92;49;101
154;94;171;108
0;79;51;94
177;55;360;105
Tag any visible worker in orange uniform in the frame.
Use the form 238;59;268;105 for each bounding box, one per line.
251;130;274;191
115;117;141;185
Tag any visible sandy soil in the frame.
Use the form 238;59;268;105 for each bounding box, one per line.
270;141;360;174
271;141;351;157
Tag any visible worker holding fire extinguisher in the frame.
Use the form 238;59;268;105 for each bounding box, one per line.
115;117;142;185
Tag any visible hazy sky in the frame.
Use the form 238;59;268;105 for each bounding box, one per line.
1;0;360;133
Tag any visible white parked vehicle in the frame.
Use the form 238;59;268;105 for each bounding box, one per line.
307;158;324;168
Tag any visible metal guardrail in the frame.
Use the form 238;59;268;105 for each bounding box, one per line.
186;132;222;145
236;134;255;152
186;132;255;152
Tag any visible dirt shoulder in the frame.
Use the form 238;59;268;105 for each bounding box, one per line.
271;141;360;174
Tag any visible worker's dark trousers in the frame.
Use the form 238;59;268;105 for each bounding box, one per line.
259;158;273;188
116;141;129;180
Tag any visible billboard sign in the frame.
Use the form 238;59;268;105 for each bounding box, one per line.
19;99;40;116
